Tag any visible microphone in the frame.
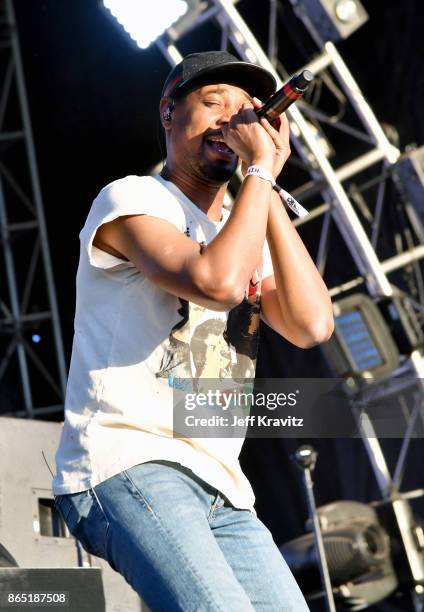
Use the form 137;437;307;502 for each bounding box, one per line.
256;70;314;218
256;70;315;122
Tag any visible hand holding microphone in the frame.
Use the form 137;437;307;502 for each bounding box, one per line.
253;69;314;218
243;69;314;174
226;69;314;217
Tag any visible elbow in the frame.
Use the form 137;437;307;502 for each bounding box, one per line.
201;273;245;310
192;261;245;310
210;280;245;309
300;315;335;349
313;314;335;344
194;253;247;309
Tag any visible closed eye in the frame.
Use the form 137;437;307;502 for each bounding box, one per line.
204;100;222;107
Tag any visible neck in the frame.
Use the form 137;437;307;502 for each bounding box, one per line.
160;163;227;222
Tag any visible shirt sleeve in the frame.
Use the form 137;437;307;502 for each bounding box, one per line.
79;175;186;270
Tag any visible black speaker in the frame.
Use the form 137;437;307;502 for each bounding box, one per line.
0;568;105;611
0;542;18;568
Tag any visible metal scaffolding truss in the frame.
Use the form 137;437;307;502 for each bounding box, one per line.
0;0;66;417
157;0;424;606
158;0;424;300
160;1;420;297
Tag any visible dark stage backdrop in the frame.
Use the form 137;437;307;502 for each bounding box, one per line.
12;1;424;609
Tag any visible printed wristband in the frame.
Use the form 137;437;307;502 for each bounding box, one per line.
245;165;276;187
245;165;309;217
274;185;309;218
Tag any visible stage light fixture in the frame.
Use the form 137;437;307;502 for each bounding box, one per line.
289;0;369;43
103;0;189;49
334;0;358;23
280;501;398;609
322;294;400;382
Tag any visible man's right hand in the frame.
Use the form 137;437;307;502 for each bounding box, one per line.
221;100;290;180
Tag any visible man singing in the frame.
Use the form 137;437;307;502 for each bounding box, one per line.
52;50;333;610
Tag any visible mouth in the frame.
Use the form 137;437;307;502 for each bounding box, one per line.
204;135;235;157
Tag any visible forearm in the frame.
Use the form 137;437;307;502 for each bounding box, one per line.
201;174;272;301
197;102;292;304
266;189;334;340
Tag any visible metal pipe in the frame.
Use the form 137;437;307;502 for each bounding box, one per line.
292;148;386;203
1;311;52;325
268;0;278;67
0;176;33;414
371;167;387;248
354;409;393;497
391;394;420;492
328;244;424;298
324;42;400;164
214;0;392;296
6;0;67;398
301;50;332;75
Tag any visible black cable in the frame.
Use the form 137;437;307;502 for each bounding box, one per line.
311;75;322;107
319;69;347;123
155;116;166;173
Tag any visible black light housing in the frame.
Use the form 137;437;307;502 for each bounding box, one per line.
322;294;400;383
280;501;398;610
289;0;369;44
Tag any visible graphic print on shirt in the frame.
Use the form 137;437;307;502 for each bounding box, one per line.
155;254;264;387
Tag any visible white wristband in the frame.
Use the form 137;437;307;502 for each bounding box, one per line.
274;185;309;218
245;165;275;187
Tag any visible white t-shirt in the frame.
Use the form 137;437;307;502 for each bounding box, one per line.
52;174;273;510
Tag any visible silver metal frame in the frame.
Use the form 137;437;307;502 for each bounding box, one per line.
0;0;67;416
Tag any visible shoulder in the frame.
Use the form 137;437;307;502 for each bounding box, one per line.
85;174;186;234
96;174;163;202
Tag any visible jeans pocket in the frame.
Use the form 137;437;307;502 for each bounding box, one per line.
55;490;110;558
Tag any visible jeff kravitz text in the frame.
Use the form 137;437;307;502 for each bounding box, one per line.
184;415;304;427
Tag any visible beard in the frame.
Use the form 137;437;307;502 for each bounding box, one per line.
196;155;238;184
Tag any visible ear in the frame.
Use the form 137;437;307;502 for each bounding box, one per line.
159;97;174;130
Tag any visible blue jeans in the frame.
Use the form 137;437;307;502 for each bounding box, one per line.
54;460;309;611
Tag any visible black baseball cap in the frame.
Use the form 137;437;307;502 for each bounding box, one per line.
161;50;277;101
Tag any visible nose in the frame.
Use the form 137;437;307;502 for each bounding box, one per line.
215;111;238;135
216;107;233;126
216;100;254;127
